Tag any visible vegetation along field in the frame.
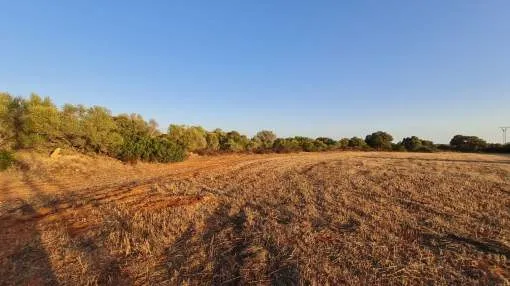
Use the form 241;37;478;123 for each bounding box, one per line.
0;151;509;285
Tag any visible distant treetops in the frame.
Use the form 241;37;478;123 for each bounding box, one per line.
0;92;508;167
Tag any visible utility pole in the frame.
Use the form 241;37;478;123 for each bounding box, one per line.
501;127;510;144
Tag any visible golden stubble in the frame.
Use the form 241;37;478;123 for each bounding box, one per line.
0;151;509;285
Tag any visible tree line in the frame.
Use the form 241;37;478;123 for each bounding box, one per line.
1;93;509;169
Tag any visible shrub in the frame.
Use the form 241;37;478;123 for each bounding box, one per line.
219;131;250;152
484;143;510;153
117;135;186;163
253;130;277;150
14;94;62;149
83;106;123;155
313;140;328;151
401;136;436;152
392;143;406;151
401;136;422;151
168;124;207;152
450;135;487;152
348;137;368;149
338;138;350;149
365;131;393;150
436;144;451;151
147;137;187;162
0;93;15;149
0;150;14;171
316;137;337;148
293;136;318;152
301;140;317;152
272;138;301;153
205;132;220;152
415;146;435;153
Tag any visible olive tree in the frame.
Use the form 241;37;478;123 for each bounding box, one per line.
168;124;207;152
365;131;393;150
253;130;277;149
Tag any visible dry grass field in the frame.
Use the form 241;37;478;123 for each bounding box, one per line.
0;151;509;285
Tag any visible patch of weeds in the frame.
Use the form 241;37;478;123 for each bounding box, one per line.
0;150;15;171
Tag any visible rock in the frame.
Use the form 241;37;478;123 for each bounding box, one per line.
50;148;61;158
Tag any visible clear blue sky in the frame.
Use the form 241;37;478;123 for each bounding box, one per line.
1;1;509;143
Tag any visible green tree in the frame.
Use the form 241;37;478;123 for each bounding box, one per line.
316;137;337;149
82;106;123;154
338;138;350;149
18;94;62;149
401;136;436;152
220;131;250;152
365;131;393;150
348;137;368;148
168;124;207;152
449;135;487;152
0;93;14;148
60;104;88;150
253;130;277;150
401;136;423;151
205;132;220;152
272;138;301;153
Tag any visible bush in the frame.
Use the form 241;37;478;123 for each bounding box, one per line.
312;140;328;151
117;136;186;163
293;136;320;152
205;132;220;152
401;136;436;152
253;130;276;149
415;146;435;153
484;143;510;153
348;137;368;149
392;143;406;151
450;135;487;152
0;93;15;149
338;138;350;149
365;131;393;150
219;131;250;152
272;138;301;153
436;144;451;151
0;150;14;171
168;124;207;152
316;137;337;149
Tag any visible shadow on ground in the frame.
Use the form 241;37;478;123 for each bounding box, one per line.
0;171;58;285
165;202;301;285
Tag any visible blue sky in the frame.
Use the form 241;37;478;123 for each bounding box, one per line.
1;0;508;143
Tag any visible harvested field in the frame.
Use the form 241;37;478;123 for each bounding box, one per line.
1;151;509;285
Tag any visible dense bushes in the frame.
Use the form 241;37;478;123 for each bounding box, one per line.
253;130;277;152
117;135;186;163
272;138;302;153
218;131;250;152
400;136;436;152
1;92;508;168
348;137;368;149
484;143;510;153
168;125;207;152
0;93;184;163
449;135;487;152
116;115;186;163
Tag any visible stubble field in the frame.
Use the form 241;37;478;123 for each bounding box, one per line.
0;151;509;285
